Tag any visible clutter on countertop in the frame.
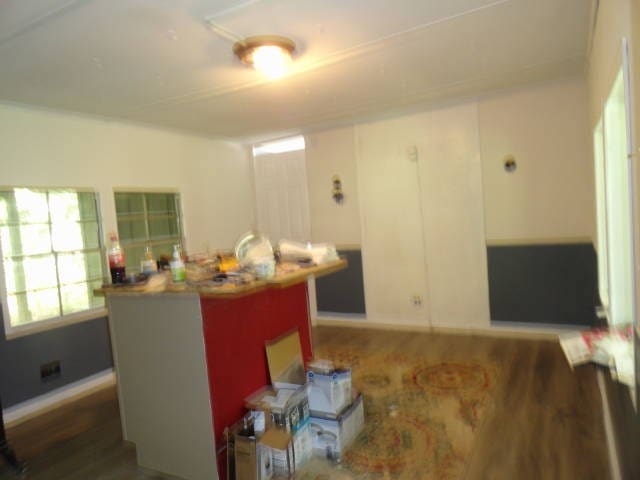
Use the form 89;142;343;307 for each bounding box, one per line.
235;232;274;266
560;324;634;388
140;245;158;275
278;239;338;265
169;244;186;282
107;232;126;284
98;230;346;299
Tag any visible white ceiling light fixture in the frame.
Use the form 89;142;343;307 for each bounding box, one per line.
233;35;296;80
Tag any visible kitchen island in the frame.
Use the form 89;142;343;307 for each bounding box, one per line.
97;259;346;480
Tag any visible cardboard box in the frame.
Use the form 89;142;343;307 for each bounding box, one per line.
246;385;310;434
234;434;273;480
270;386;310;433
307;368;352;417
254;330;324;475
309;394;365;461
229;414;273;480
266;418;312;477
245;385;312;477
226;423;241;480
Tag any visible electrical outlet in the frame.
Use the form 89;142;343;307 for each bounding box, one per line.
40;360;61;382
411;295;423;307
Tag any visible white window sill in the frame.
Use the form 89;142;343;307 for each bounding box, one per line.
4;307;109;340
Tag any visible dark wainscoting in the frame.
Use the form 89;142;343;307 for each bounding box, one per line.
315;249;366;315
487;243;599;327
0;312;113;408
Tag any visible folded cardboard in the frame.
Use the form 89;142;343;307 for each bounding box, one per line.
309;394;365;461
265;329;307;389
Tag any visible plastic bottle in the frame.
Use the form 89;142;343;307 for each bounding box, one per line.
140;245;158;275
108;233;126;284
170;244;186;282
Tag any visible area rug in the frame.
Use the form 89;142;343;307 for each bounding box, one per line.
297;346;498;480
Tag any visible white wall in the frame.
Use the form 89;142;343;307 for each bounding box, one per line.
633;1;640;149
478;76;594;243
305;127;361;246
305;76;594;329
0;103;255;254
588;0;632;128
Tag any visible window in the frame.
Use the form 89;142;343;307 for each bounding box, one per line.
593;119;609;313
603;69;635;325
253;135;305;156
0;188;105;334
114;192;183;272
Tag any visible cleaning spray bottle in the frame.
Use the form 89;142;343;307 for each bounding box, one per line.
170;244;186;282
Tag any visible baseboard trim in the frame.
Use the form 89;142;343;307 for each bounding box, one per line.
315;316;565;340
3;369;116;428
597;370;622;480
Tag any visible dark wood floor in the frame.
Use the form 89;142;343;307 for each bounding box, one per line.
0;327;610;480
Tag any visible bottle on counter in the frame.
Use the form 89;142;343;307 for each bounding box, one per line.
170;244;186;282
140;245;158;275
108;233;126;284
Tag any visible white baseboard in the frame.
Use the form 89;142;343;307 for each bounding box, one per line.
314;315;570;340
3;369;116;428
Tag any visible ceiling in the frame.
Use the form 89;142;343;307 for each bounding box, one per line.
0;0;592;140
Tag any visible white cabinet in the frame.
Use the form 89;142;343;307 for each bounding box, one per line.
356;103;490;328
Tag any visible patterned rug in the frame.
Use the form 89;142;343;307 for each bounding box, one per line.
297;346;498;480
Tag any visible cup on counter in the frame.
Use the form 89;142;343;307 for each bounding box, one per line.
252;256;276;279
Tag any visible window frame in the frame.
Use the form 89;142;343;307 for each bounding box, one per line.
593;40;638;328
592;39;638;406
113;188;184;273
0;186;108;340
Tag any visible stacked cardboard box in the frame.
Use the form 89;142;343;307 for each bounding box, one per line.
243;386;313;477
230;329;365;479
306;360;364;461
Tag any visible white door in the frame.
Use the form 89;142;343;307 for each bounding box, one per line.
418;103;490;328
356;117;431;326
355;104;489;328
253;149;311;243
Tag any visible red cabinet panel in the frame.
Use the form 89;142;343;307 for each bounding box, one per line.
200;282;312;479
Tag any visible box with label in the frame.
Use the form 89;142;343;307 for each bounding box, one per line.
270;386;310;433
309;394;364;461
234;433;273;480
267;418;312;477
246;385;310;434
307;367;352;417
